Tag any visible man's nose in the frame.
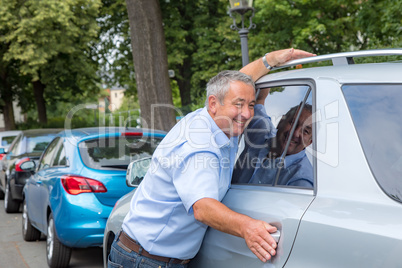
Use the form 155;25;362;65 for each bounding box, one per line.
240;105;253;119
293;126;302;138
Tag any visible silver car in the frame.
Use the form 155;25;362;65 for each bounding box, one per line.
103;49;402;268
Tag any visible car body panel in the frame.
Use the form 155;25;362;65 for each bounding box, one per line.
192;188;314;267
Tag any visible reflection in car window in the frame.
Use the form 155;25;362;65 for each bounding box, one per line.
26;136;55;153
343;84;402;203
232;85;314;189
38;138;60;171
2;136;17;146
53;144;68;167
79;137;161;170
10;135;22;155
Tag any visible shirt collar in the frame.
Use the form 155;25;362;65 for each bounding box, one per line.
200;107;235;148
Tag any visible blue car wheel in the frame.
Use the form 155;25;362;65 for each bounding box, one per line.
46;213;72;268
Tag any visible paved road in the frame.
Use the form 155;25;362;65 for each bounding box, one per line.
0;200;104;268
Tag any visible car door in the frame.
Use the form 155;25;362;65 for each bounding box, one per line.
26;137;61;230
192;81;316;267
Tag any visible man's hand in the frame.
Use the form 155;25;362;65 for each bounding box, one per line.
266;48;316;68
241;218;277;262
193;198;278;263
240;48;316;82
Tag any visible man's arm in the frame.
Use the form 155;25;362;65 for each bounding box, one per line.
240;48;316;82
193;197;277;263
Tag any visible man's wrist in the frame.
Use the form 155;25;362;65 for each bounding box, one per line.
262;53;274;70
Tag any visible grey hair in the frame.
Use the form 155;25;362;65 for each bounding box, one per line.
204;70;255;109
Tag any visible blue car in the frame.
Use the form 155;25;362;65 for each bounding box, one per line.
21;127;166;268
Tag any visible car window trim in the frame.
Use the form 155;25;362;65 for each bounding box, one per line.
247;78;317;194
38;137;61;171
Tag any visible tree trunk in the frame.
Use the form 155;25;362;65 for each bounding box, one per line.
177;58;192;110
2;101;16;130
0;70;16;130
32;80;47;125
125;0;176;132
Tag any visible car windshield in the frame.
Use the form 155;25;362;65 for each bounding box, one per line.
26;136;56;153
79;136;161;170
343;84;402;203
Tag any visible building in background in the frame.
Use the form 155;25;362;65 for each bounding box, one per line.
98;87;126;113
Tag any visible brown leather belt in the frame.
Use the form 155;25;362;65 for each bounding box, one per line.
118;231;191;265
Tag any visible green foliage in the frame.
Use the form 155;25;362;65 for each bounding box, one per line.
0;0;102;127
97;0;136;95
0;0;101;80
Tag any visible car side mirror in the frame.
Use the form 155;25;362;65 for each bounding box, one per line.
19;160;36;173
126;157;152;187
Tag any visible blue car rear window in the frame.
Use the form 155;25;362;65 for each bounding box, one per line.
79;136;161;170
343;84;402;203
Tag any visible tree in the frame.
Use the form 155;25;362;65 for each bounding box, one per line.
125;0;176;131
0;0;101;125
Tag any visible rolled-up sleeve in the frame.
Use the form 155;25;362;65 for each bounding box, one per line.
172;152;220;213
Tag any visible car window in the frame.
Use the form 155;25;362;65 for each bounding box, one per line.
38;138;60;171
232;85;314;189
52;144;68;167
342;84;402;203
26;135;55;153
1;136;17;146
79;136;162;170
10;135;22;155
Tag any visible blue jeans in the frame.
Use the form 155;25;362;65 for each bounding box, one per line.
108;232;189;268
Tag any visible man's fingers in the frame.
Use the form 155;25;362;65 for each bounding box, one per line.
251;244;272;263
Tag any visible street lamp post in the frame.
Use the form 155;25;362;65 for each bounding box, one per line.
228;0;256;66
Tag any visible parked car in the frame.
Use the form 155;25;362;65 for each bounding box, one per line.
102;49;402;268
22;127;166;268
0;130;22;160
0;129;61;211
103;157;151;267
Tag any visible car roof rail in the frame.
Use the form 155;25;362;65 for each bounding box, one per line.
275;48;402;70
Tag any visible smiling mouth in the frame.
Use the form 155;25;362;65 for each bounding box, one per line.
233;119;247;126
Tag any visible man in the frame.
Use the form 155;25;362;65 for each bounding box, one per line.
232;101;314;188
108;48;315;268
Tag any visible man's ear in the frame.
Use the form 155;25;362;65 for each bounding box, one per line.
208;95;218;114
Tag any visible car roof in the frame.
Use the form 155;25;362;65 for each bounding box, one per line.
19;128;63;137
58;127;167;141
256;62;402;85
0;130;22;137
256;48;402;86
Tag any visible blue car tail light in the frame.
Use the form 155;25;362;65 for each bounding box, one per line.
61;175;107;195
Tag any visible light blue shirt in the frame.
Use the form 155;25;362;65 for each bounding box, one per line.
122;107;238;260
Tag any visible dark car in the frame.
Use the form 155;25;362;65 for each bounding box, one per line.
0;129;61;213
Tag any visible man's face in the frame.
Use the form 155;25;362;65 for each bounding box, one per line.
276;109;312;155
210;81;256;138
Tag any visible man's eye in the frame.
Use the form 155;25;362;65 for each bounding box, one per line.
249;104;255;109
235;103;242;107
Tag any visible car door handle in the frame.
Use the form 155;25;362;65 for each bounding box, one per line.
271;230;281;243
